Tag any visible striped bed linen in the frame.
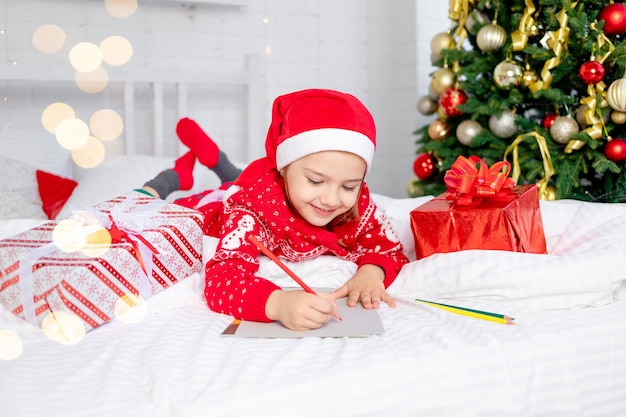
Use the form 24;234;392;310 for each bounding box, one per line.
1;196;626;417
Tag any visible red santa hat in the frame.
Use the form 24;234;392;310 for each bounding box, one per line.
265;89;377;174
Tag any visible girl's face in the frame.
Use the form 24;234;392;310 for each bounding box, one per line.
282;150;366;227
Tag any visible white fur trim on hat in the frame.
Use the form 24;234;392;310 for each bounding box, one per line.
275;128;375;173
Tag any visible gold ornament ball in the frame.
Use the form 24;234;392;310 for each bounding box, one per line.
521;69;538;88
407;178;426;198
428;120;451;141
575;105;608;127
607;78;626;112
436;105;449;120
456;119;482;146
529;23;540;37
576;104;590;128
417;96;438;115
430;68;456;95
488;110;517;138
476;23;507;52
430;32;453;62
544;185;557;201
611;111;626;125
493;60;523;89
550;116;579;144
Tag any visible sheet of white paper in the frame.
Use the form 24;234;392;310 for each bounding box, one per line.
222;294;385;338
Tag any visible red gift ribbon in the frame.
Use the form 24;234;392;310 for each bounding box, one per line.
444;155;515;206
108;215;159;276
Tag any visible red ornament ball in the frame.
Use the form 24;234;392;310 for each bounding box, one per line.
542;113;557;129
605;138;626;162
438;87;468;118
579;61;605;85
599;3;626;35
413;153;437;180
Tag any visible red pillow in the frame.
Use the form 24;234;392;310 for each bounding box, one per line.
36;170;79;220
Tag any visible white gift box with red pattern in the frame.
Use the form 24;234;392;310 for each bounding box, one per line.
0;192;204;332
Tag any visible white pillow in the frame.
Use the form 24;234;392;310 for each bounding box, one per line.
371;193;432;262
0;157;47;220
58;154;241;218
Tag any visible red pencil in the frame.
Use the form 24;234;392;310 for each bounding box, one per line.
248;235;342;321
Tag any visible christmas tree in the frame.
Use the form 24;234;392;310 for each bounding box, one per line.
411;0;626;202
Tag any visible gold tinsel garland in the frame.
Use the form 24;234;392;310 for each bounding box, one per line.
565;24;615;152
504;132;556;200
528;2;578;94
511;0;537;51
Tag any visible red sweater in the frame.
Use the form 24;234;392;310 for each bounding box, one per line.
177;165;408;322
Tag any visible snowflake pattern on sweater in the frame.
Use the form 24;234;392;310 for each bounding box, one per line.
180;168;408;322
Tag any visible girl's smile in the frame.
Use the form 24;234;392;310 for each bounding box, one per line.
282;150;366;227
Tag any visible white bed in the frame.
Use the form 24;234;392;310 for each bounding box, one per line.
1;152;626;417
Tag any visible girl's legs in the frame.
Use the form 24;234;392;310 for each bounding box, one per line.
141;118;241;199
176;117;241;183
142;151;196;199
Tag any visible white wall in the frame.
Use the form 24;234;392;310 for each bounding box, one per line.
0;0;448;197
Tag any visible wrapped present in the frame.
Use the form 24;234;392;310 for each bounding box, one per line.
0;192;204;336
410;156;547;260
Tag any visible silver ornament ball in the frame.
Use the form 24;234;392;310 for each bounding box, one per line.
417;96;438;115
488;110;517;138
607;78;626;112
476;23;507;52
465;10;489;35
550;116;579;144
456;119;482;146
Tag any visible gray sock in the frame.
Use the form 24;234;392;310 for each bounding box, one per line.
212;151;242;183
143;169;180;199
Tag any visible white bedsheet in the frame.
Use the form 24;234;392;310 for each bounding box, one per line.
1;196;626;417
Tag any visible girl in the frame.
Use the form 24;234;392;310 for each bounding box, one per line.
140;89;409;330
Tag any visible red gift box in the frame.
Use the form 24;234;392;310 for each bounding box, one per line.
0;192;204;336
410;156;547;260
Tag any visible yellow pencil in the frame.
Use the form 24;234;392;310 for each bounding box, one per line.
415;299;516;325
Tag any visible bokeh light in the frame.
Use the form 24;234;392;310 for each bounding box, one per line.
90;109;124;141
41;311;85;345
71;136;107;170
52;218;86;253
79;223;111;257
114;293;147;324
100;35;133;66
41;102;76;134
32;24;66;54
52;213;113;254
75;66;109;94
0;330;23;361
55;117;90;150
69;42;103;73
105;0;139;19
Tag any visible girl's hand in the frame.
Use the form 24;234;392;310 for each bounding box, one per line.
331;264;396;309
265;290;338;331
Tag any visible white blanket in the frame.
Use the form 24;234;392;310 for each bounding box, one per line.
2;195;626;417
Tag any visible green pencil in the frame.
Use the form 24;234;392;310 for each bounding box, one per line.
415;298;515;321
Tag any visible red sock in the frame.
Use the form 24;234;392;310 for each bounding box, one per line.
176;118;219;168
173;151;196;190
